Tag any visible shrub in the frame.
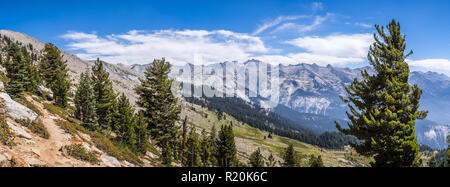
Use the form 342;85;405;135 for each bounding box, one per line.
0;115;14;146
15;119;49;139
63;144;100;165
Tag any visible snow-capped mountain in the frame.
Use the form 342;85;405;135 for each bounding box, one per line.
130;60;449;149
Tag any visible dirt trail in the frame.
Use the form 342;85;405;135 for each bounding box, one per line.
7;96;92;166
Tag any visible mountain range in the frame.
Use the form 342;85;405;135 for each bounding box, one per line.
131;60;450;149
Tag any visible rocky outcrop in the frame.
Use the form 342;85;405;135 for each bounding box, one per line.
101;154;121;167
0;93;38;122
6;121;32;140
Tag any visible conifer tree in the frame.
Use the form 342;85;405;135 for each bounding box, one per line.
185;125;201;167
53;69;70;108
308;155;324;167
135;58;181;164
21;47;39;93
91;58;116;130
282;144;298;167
209;125;218;166
112;93;136;149
134;111;149;154
74;71;98;130
336;20;427;167
200;129;212;167
40;43;70;107
5;43;28;98
216;125;237;167
266;153;276;167
249;148;265;167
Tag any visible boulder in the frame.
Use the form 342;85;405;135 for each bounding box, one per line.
7;121;32;140
100;154;121;167
146;151;157;159
0;92;38;121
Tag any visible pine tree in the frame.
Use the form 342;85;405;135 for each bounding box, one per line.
134;111;149;154
112;93;136;150
74;71;98;130
91;58;117;130
21;47;39;93
282;144;298;167
53;69;70;108
185;125;201;167
249;148;265;167
447;135;449;167
40;43;70;107
309;155;324;167
135;58;181;164
200;129;212;167
336;20;427;167
209;125;218;166
266;153;276;167
216;125;237;167
5;43;28;98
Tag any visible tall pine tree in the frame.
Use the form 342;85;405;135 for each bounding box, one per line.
336;20;428;167
91;58;117;130
5;43;29;98
134;111;149;154
216;125;237;167
249;148;265;167
112;93;136;150
74;71;98;130
40;43;70;107
200;129;212;167
135;58;181;164
185;125;201;167
282;144;298;167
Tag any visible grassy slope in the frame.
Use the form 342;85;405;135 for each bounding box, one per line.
180;101;373;167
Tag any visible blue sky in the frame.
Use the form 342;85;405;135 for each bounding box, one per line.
1;0;449;74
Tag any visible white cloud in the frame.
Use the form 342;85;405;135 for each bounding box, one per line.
253;15;310;35
272;14;330;33
408;59;450;75
61;30;268;65
355;22;372;28
286;33;373;58
250;33;373;66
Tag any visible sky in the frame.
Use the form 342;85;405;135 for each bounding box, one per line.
1;0;450;74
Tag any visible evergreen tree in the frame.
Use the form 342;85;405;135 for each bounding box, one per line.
266;153;276;167
74;71;98;130
40;43;70;106
216;125;237;167
134;111;149;154
200;129;212;167
336;20;427;167
447;135;449;167
209;125;218;166
91;58;117;130
112;93;136;149
185;125;201;167
249;148;265;167
21;47;39;93
5;43;28;98
53;69;70;108
135;58;181;164
309;155;324;167
282;144;298;167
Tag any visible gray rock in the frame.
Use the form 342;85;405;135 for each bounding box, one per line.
7;121;32;140
0;93;38;121
100;154;121;167
145;151;157;159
